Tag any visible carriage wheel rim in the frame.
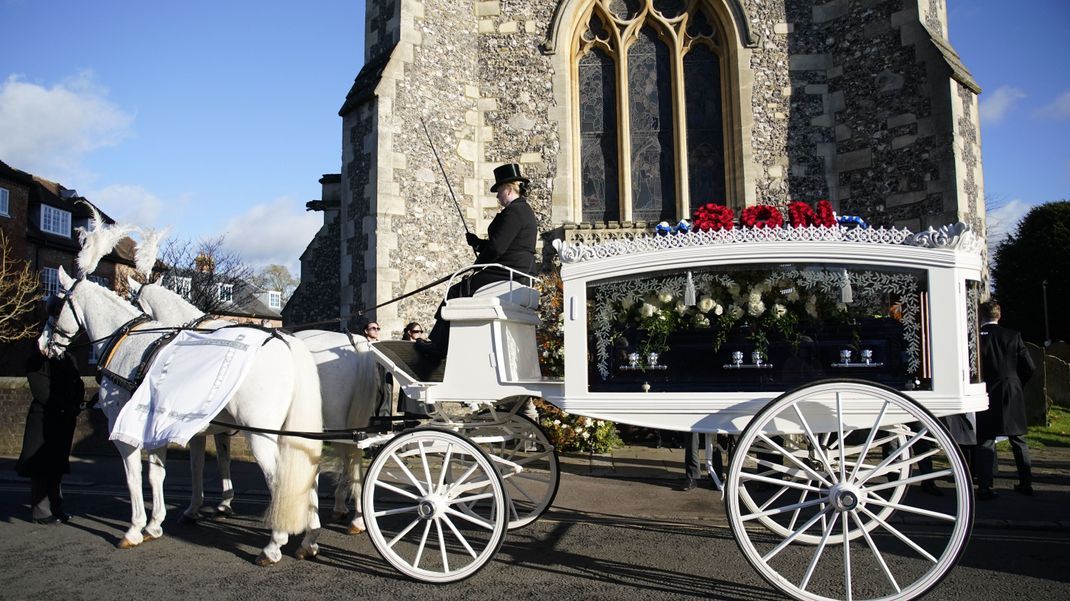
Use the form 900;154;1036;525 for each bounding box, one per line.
362;428;508;583
725;379;974;601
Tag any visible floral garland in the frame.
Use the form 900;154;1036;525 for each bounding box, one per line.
691;203;736;232
740;205;784;229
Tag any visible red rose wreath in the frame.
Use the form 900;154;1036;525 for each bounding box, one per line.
691;203;735;232
740;205;784;229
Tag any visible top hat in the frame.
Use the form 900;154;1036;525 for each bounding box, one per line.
490;163;530;192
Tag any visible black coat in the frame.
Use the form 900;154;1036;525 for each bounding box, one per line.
15;353;84;478
473;197;538;279
977;323;1035;439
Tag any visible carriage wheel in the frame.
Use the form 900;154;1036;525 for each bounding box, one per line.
725;379;973;601
738;425;911;545
467;413;560;530
362;428;508;583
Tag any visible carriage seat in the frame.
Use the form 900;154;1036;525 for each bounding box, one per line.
440;281;540;324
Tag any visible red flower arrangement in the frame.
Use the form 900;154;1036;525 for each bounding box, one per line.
691;203;735;232
740;205;784;229
788;200;836;227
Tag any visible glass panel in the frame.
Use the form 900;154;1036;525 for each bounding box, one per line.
684;43;725;209
586;263;931;393
966;279;982;383
685;9;716;39
606;0;642;20
579;47;620;223
628;27;676;223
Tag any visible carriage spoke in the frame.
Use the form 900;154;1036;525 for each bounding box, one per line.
865;469;954;494
851;510;901;593
373;505;420;518
855;427;929;487
743;495;829;522
858;506;938;562
443;506;496;530
865;496;958;522
836;393;847;483
436;443;455;489
447;462;482;492
374;480;422;501
436;519;449;574
387;517;423;548
847;401;890;482
757;433;834;486
418;441;435;491
390;453;427;496
450;492;496;505
440;514;479;559
758;479;795;511
412;520;432;569
507;478;537;503
842;512;853;601
857;447;939;483
786;484;814;532
762;504;835;562
798;506;839;589
739;471;824;494
791;405;838;478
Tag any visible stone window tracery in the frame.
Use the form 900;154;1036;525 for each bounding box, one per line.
573;0;731;224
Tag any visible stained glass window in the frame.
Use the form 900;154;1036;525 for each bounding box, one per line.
628;27;675;223
684;43;725;209
579;47;620;223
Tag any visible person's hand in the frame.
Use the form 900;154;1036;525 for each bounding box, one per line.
465;233;483;249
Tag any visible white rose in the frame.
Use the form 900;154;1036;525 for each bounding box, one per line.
786;290;801;302
697;296;715;313
553;419;561;426
836;302;848;312
694;314;710;328
772;303;787;319
713;303;724;316
675;301;687;315
747;299;766;317
640;302;657;318
620;296;635;310
582;417;593;427
728;305;744;319
658;290;673;304
748;290;762;304
581;431;591;439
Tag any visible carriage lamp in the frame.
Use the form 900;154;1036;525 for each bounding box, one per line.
840;349;852;364
628;352;640;368
861;349;874;365
751;351;764;366
731;351;744;366
647;352;660;367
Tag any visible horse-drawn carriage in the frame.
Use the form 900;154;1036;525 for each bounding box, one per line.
358;221;984;600
40;213;984;601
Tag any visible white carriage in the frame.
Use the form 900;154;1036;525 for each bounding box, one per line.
363;221;986;600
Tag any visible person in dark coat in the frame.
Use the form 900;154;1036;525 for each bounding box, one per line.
421;163;539;357
975;300;1035;499
15;351;85;524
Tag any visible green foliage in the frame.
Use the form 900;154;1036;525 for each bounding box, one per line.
535;399;624;454
535;265;565;377
992;200;1070;344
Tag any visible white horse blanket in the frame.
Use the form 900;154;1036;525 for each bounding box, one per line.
110;327;274;449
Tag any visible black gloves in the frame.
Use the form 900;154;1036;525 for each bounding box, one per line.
466;232;484;250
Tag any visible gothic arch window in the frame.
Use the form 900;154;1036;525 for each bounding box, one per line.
572;0;732;223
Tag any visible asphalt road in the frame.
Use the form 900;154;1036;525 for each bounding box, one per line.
0;462;1068;601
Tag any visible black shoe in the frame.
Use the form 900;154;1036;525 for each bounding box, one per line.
55;513;71;523
920;481;944;497
681;478;697;492
1013;483;1034;496
977;487;998;500
32;515;61;525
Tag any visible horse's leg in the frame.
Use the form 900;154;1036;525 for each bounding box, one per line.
347;447;366;535
248;433;288;566
183;434;206;522
214;432;235;517
144;447;167;539
330;445;351;523
295;475;322;560
114;441;147;548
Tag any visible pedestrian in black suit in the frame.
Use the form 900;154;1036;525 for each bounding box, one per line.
423;163;539;357
975;300;1036;499
15;351;84;524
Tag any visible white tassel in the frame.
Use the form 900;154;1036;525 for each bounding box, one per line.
684;271;696;306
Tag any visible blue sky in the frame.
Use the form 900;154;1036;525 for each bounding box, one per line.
0;0;1067;273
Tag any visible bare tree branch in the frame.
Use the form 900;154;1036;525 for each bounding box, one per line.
157;235;254;315
0;230;40;342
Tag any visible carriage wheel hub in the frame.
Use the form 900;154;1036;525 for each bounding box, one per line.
417;499;440;520
830;483;865;512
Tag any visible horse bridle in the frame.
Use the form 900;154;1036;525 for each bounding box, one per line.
43;279;85;352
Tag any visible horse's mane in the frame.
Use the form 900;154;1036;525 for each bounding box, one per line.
134;227;169;279
76;202;135;278
82;276;143;318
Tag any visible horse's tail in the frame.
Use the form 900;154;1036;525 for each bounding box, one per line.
266;334;323;534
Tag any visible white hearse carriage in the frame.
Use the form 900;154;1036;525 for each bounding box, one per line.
365;221;985;601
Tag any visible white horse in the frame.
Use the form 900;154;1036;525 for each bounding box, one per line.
39;267;324;564
127;277;379;535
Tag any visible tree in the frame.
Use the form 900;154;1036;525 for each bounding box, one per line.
158;235;254;315
0;230;39;342
991;200;1070;345
251;264;298;303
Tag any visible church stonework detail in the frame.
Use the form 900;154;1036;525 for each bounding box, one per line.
282;0;985;337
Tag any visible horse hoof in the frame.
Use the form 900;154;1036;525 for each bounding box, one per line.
117;538;139;549
346;524;365;536
143;532;160;543
255;553;277;567
294;547;318;561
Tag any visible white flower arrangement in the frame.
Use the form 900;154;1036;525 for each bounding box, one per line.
772;303;788;319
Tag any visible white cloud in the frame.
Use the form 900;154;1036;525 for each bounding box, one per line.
979;86;1026;124
1036;89;1070;121
0;71;133;183
88;184;168;229
218;197;321;275
986;198;1031;251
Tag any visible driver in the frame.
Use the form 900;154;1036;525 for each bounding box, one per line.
419;163;538;358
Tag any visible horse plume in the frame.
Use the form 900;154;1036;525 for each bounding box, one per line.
134;227;169;279
75;201;134;278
